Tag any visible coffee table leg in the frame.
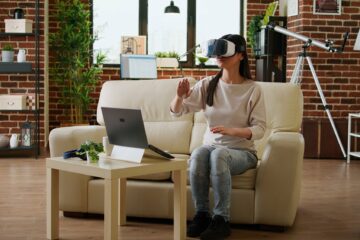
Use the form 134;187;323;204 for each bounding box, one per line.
104;178;118;240
173;169;187;240
46;168;59;239
119;178;127;226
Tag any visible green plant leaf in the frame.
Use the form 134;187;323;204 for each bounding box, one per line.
262;1;279;26
247;15;263;54
2;44;14;51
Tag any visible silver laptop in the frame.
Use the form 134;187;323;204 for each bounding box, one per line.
101;107;174;159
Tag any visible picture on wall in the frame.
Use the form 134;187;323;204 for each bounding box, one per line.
313;0;341;15
121;36;147;55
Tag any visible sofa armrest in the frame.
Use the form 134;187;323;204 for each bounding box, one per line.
49;125;106;157
49;125;107;212
255;132;304;226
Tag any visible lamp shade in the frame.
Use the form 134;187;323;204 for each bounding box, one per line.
354;29;360;51
164;1;180;13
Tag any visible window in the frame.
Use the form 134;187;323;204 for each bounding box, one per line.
93;0;139;64
196;0;241;66
92;0;243;66
148;0;187;56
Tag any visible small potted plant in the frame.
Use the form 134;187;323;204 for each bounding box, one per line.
77;140;104;163
2;44;14;62
155;51;179;68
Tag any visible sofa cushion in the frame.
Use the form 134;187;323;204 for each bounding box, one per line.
96;78;196;154
171;158;259;190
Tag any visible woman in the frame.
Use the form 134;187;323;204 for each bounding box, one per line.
170;34;266;240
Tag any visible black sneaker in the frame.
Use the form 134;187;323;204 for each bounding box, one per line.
200;215;231;240
187;211;212;237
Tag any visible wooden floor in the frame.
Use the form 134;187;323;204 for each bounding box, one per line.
0;158;359;240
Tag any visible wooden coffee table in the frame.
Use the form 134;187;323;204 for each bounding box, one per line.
46;156;187;240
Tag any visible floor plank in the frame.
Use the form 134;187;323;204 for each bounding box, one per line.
0;158;359;239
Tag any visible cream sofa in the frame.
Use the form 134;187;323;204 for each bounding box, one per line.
49;78;304;227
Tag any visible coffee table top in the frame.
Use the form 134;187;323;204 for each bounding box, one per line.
46;156;187;179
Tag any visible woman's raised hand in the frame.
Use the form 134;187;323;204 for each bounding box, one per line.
177;78;191;99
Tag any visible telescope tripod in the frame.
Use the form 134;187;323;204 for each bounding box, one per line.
290;45;346;158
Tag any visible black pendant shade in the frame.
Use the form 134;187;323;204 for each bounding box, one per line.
164;1;180;13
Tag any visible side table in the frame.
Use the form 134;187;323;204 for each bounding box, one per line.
46;156;187;240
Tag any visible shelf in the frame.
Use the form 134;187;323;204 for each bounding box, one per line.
349;113;360;118
0;62;32;73
0;146;35;151
348;152;360;158
0;0;40;158
349;132;360;138
347;113;360;163
0;109;38;113
0;32;35;37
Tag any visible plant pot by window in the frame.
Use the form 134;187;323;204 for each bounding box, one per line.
156;57;179;68
2;50;14;62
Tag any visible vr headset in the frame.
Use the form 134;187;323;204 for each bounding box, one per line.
202;39;246;58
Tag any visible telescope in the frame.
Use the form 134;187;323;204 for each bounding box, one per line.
267;22;349;53
267;22;349;158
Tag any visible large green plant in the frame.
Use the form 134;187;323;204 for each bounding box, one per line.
50;0;106;124
247;1;279;55
247;15;263;55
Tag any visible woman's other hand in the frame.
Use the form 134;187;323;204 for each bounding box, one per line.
210;125;252;139
210;125;233;135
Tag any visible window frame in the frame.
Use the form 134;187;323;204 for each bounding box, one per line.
92;0;244;68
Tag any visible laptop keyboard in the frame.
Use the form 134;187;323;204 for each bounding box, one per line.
148;144;174;159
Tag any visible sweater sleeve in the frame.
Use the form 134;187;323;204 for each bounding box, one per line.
170;78;208;117
248;84;266;140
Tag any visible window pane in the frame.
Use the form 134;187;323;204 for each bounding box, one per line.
196;0;240;65
148;0;187;57
93;0;139;64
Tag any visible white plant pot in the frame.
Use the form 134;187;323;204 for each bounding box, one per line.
156;58;179;68
86;151;99;163
2;50;14;62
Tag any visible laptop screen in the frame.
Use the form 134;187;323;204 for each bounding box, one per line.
101;107;148;149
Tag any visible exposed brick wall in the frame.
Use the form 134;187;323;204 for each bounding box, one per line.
0;0;45;150
286;0;360;158
287;0;360;119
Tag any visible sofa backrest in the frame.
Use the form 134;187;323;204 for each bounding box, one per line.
97;78;196;154
189;82;303;159
97;79;303;158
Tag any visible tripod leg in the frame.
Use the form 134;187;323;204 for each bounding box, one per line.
290;56;305;84
306;56;346;158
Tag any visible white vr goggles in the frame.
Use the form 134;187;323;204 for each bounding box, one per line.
202;39;245;58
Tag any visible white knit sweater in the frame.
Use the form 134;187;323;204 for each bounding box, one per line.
172;76;266;152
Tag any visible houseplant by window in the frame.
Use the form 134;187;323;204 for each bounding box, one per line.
1;44;14;62
247;1;279;56
50;0;106;124
155;51;179;68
